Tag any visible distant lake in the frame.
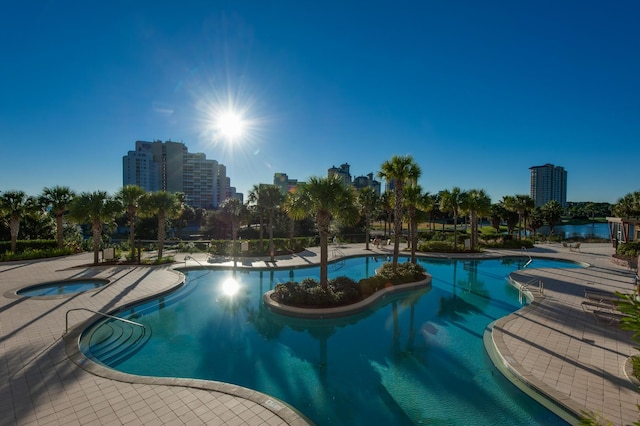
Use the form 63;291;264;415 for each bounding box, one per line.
537;222;609;239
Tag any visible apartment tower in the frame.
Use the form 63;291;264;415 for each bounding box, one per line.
529;163;567;207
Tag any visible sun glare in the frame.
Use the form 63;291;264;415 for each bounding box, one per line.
221;277;240;297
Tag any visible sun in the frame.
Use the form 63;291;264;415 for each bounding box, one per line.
216;112;245;139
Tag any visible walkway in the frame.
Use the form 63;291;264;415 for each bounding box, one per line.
0;243;638;425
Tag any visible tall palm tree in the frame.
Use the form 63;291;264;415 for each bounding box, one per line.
0;190;38;253
440;187;466;252
460;189;491;251
68;191;121;264
116;185;146;259
403;183;425;263
285;176;358;288
141;191;183;260
247;184;266;243
357;187;379;250
378;155;421;271
257;185;284;261
39;186;76;249
219;197;248;260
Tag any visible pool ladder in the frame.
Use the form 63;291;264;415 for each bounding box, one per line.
518;278;545;303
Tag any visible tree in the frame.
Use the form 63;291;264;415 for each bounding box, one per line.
141;191;183;260
378;191;393;238
527;207;545;241
0;190;38;253
68;191;121;264
504;194;534;240
357;187;379;251
39;186;76;249
402;184;427;263
499;197;520;237
285;176;358;288
116;185;146;259
461;189;491;251
259;185;284;262
614;192;640;219
378;155;421;271
219;197;248;261
541;200;563;238
489;203;506;234
440;187;466;252
247;184;266;243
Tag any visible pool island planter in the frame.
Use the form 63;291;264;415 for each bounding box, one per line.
263;273;432;319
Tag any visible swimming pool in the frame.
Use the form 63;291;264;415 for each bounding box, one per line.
81;256;581;425
17;279;108;297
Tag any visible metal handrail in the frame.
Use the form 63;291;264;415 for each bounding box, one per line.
65;308;145;335
521;246;533;268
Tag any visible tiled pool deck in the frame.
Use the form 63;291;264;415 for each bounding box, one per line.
1;242;638;425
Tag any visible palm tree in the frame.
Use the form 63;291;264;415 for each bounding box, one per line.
141;191;183;260
285;176;358;288
460;189;491;251
378;155;421;271
541;200;563;238
378;191;393;238
0;190;38;253
247;184;266;243
258;185;284;262
527;207;545;241
440;187;466;252
505;194;534;240
68;191;121;264
613;193;638;219
219;197;248;260
116;185;146;259
403;184;425;263
357;187;379;251
39;186;76;249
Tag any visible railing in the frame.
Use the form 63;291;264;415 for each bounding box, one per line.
65;308;145;335
518;277;545;302
184;255;208;268
521;246;533;268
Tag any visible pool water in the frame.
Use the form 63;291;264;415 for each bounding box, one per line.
82;256;581;425
18;279;108;297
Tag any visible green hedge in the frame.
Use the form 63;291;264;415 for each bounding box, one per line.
0;240;57;254
208;237;311;257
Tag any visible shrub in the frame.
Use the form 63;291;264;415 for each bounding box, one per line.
419;240;455;252
271;261;427;308
618;242;640;259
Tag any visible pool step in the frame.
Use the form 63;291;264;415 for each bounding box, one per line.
84;319;150;367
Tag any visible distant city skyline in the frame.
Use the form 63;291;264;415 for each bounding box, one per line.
1;1;638;204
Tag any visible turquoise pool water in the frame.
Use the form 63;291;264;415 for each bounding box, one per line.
82;256;581;425
18;279;108;297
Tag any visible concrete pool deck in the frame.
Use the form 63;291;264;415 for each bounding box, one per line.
1;242;638;425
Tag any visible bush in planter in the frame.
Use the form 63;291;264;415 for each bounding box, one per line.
618;242;640;259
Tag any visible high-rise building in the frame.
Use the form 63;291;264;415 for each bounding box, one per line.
529;163;567;207
328;163;352;185
123;140;232;209
273;172;299;194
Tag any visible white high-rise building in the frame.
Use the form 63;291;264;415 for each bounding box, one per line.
123;140;231;209
529;163;567;207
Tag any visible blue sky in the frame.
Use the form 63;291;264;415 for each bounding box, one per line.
1;1;638;204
